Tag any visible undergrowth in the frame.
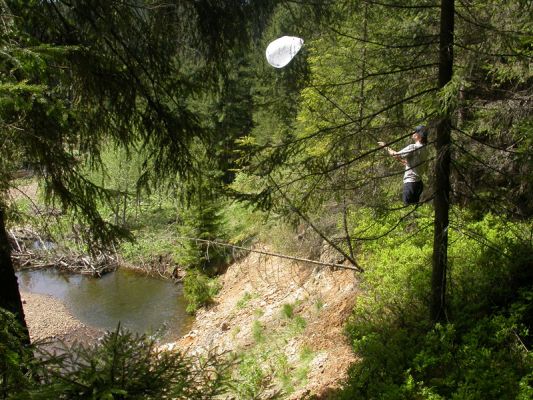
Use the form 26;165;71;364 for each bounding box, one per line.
183;269;221;314
335;206;533;399
0;315;231;399
230;303;315;399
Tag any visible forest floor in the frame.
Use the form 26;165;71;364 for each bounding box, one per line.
171;247;360;399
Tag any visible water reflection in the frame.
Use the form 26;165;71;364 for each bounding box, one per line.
17;268;192;339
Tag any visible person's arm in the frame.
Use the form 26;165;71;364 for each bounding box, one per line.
378;141;407;165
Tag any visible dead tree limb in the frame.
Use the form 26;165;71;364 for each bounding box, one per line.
176;236;364;273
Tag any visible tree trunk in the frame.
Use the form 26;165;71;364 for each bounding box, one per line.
431;0;454;323
0;207;30;343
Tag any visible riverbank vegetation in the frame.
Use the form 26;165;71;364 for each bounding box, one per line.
1;309;231;399
1;0;532;398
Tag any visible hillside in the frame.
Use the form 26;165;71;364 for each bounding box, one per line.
171;247;359;399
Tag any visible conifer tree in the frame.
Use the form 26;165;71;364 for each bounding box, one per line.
235;0;532;321
0;0;277;336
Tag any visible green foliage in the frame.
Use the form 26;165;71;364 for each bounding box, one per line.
233;353;266;400
232;339;314;399
291;316;307;335
1;322;230;400
280;302;307;334
347;206;434;331
252;320;265;344
0;309;33;398
274;353;292;392
295;345;314;384
409;316;532;400
221;201;267;245
183;269;221;314
299;345;314;364
314;298;325;312
338;210;533;399
448;212;533;318
38;329;192;399
236;292;254;309
272;346;314;395
3;0;533;398
83;144;145;228
0;0;278;330
229;301;315;398
118;195;181;272
281;303;295;320
174;175;230;272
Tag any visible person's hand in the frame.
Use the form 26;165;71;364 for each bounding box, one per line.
378;141;386;147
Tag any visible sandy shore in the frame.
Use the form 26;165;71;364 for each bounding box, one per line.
21;291;103;346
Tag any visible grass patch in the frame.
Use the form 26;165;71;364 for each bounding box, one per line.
229;303;314;398
281;303;295;319
314;298;325;312
252;320;265;343
236;291;255;309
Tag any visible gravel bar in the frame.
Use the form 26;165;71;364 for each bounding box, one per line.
21;291;103;346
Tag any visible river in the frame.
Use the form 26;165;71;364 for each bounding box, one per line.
16;268;193;340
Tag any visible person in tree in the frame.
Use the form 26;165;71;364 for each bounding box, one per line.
378;125;429;205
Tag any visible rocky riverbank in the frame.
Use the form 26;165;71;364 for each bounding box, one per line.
21;291;103;346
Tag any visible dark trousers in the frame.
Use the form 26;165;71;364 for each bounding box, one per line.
403;181;423;205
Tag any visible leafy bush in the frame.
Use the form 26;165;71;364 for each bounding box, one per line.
409;315;532;399
346;206;434;334
448;212;533;320
183;269;221;314
336;210;533;399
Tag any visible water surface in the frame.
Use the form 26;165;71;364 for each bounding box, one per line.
17;268;193;339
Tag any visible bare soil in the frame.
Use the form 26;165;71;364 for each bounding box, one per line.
172;247;360;399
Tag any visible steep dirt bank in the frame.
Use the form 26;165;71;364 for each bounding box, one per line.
173;247;360;399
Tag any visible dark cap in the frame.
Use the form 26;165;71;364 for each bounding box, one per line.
413;125;428;138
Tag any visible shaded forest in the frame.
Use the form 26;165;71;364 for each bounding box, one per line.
1;0;532;398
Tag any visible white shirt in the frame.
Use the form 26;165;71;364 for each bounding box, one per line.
397;142;428;183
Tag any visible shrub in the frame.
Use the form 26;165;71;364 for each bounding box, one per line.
1;320;230;399
183;269;221;314
336;210;533;399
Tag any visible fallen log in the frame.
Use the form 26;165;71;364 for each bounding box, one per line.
9;228;117;277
